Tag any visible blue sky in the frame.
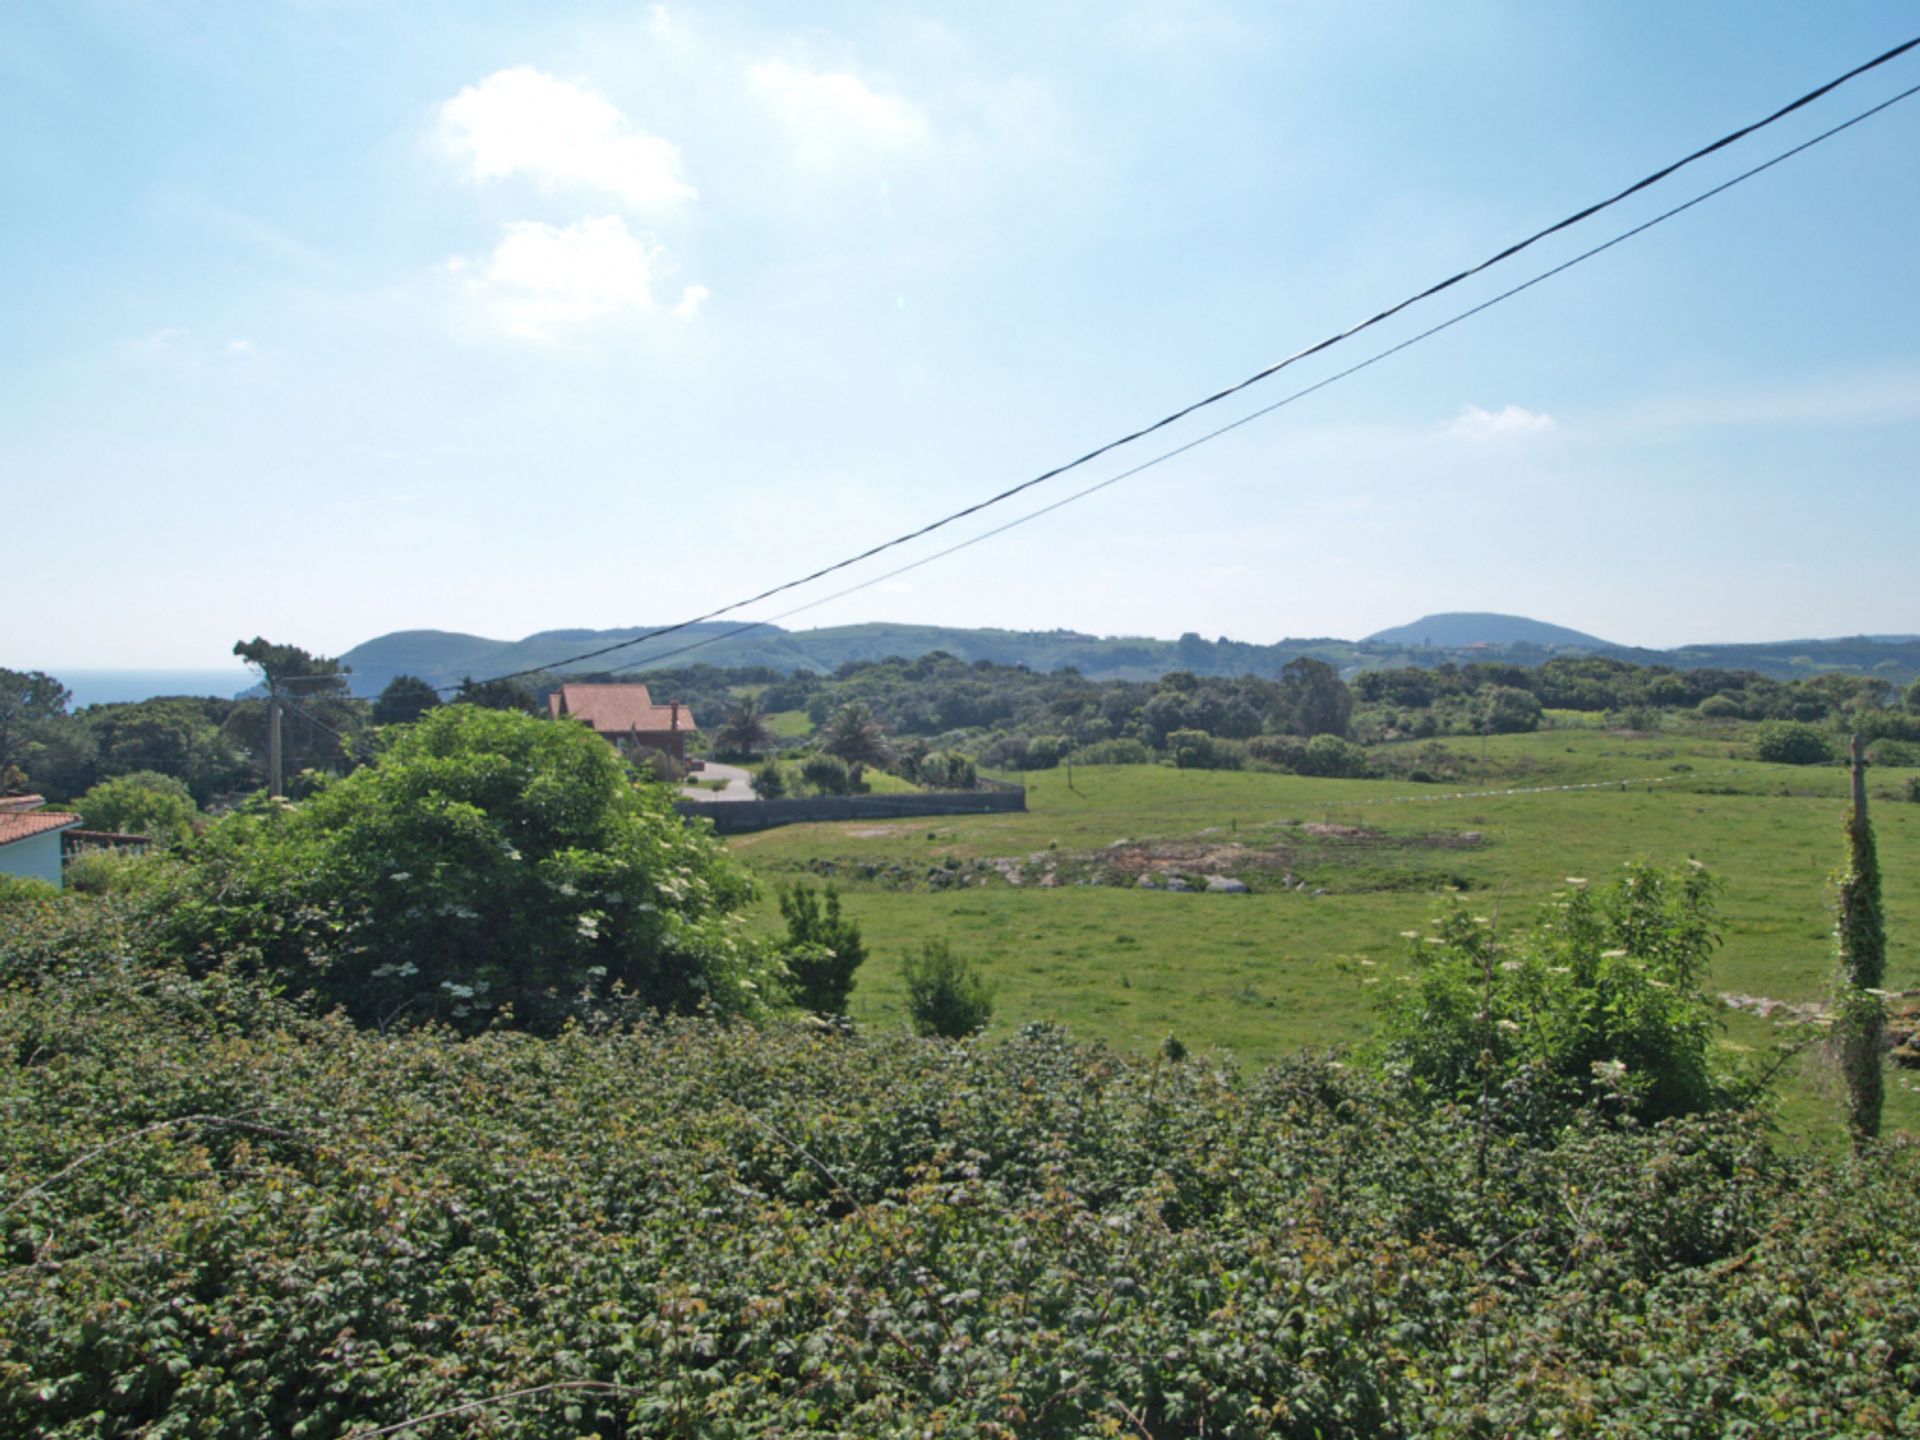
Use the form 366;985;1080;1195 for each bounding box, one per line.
5;1;1918;667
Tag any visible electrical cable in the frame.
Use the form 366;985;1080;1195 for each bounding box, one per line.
569;77;1920;680
279;697;353;746
453;35;1920;693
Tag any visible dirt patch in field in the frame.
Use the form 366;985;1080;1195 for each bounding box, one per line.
1102;825;1485;881
768;823;1486;895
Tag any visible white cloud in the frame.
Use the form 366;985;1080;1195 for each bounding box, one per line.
449;216;706;341
747;58;927;163
439;66;694;209
1442;403;1557;439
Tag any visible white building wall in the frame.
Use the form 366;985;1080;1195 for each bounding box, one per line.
0;830;67;888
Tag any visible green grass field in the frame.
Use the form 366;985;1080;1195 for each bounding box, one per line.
764;708;814;739
722;724;1920;1142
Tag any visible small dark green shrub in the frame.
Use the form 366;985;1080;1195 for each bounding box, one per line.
800;752;851;795
751;759;788;798
1480;684;1542;734
1165;728;1216;769
1024;735;1071;770
1296;733;1370;778
1166;731;1244;770
1866;737;1920;767
1752;719;1835;765
777;882;866;1016
1906;775;1920;803
1247;733;1308;770
1074;738;1151;766
918;751;977;789
902;938;993;1037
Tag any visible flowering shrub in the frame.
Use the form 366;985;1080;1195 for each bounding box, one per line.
1374;862;1737;1123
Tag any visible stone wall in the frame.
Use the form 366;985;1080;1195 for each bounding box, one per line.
675;786;1025;835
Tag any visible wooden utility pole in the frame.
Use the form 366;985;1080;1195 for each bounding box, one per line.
268;692;284;799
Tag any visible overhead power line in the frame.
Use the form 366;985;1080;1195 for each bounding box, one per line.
573;76;1920;679
456;35;1920;693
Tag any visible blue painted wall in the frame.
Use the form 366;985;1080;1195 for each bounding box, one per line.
0;829;68;888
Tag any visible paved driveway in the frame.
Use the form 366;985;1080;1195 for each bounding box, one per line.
679;761;757;802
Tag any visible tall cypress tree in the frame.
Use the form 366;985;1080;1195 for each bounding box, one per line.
1835;734;1886;1149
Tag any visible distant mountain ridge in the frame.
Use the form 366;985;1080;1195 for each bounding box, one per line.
335;613;1920;693
1364;613;1615;649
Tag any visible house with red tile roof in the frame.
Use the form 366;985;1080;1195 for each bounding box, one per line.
548;684;697;764
0;800;81;888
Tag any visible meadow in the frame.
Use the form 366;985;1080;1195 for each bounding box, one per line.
727;722;1920;1140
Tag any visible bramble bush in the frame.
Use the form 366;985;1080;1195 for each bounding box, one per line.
3;950;1919;1439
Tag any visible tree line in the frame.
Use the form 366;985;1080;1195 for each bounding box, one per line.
9;644;1920;811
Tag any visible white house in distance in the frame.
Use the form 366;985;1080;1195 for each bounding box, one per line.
0;795;81;888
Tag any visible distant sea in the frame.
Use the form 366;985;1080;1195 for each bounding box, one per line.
56;669;258;708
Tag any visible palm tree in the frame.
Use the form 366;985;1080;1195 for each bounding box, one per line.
714;697;776;759
820;702;894;789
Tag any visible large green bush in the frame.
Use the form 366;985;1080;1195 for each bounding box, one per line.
1751;719;1836;765
73;770;198;842
163;704;770;1031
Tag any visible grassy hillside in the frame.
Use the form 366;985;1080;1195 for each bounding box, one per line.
724;724;1920;1143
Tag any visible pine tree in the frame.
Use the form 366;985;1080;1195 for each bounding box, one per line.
1835;734;1887;1149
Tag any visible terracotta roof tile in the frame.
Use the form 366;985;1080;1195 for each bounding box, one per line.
0;812;80;847
550;684;698;736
